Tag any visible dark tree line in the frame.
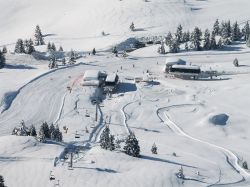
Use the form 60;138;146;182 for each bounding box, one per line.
14;38;35;54
38;122;63;142
0;50;5;69
159;20;250;54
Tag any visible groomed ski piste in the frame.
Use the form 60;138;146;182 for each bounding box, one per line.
1;0;250;186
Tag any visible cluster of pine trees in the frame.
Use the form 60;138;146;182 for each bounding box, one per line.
38;122;63;143
12;121;37;137
159;20;250;54
14;38;35;54
47;42;63;52
0;175;5;187
100;126;140;157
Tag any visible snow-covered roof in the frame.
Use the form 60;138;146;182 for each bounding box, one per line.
171;65;200;70
106;73;118;82
165;57;186;66
83;70;100;81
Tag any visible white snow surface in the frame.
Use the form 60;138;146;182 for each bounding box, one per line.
1;0;250;187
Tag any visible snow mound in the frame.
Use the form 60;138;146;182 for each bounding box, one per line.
209;114;229;126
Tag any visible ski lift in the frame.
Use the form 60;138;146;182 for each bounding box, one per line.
75;131;80;139
49;171;55;181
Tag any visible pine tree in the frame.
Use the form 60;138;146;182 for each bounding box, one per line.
247;37;250;48
92;48;96;55
213;19;220;35
182;31;190;43
169;38;180;53
2;46;7;54
221;20;232;40
51;43;56;51
69;49;76;64
217;38;223;49
50;123;55;139
59;46;63;52
30;125;37;137
176;24;183;43
53;125;62;142
157;42;165;54
151;143;158;154
233;58;239;67
24;39;35;54
109;134;115;151
100;126;110;150
112;46;118;56
0;175;5;187
40;122;50;139
242;21;250;41
231;21;241;41
243;161;248;169
130;22;135;31
184;42;189;51
203;29;211;50
210;31;217;50
165;32;173;46
14;39;25;53
124;133;140;157
34;25;45;46
191;27;202;51
0;51;5;69
47;42;51;51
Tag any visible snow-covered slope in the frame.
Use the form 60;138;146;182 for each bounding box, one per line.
1;0;250;50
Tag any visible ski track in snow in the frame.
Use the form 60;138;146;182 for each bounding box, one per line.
157;104;250;186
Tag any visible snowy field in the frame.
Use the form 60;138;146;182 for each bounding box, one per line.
1;0;250;187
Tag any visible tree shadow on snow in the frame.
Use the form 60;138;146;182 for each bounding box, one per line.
5;64;36;70
140;155;198;169
73;166;118;173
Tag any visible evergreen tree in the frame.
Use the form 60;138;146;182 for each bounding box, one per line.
112;46;118;57
151;143;158;154
69;49;76;64
233;58;239;67
49;123;55;139
176;24;183;43
2;46;7;54
213;19;220;35
165;32;173;46
123;133;140;157
0;175;5;187
53;125;62;142
221;20;232;40
242;21;250;41
14;39;25;53
59;46;63;52
182;31;190;43
243;161;248;169
130;22;135;31
34;25;45;46
169;38;180;53
217;38;223;49
100;126;110;150
39;122;50;139
51;43;56;51
191;27;202;51
184;42;189;51
0;51;5;69
24;39;35;54
210;31;217;50
30;125;37;137
231;21;241;41
47;42;51;51
92;48;96;55
108;134;115;151
203;29;211;50
157;42;165;54
247;37;250;48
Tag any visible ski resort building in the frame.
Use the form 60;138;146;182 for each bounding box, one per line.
165;57;186;72
103;73;119;93
169;65;201;79
82;70;106;86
